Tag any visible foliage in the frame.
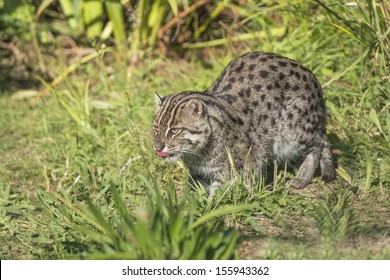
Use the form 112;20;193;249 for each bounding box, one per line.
35;0;126;42
35;179;247;259
315;0;390;191
315;0;390;75
0;0;36;39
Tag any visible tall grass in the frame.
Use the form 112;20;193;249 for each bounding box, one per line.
309;0;389;194
316;0;390;74
35;178;252;259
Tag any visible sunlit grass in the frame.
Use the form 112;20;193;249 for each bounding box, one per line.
0;0;389;260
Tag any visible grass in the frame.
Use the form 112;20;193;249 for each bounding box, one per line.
1;1;389;259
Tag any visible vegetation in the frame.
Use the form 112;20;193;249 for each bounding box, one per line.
0;0;389;259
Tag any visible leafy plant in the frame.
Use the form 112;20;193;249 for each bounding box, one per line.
37;0;126;42
35;175;256;259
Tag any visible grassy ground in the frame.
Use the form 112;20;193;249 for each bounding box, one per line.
1;2;389;259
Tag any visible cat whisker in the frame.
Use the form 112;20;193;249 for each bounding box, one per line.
181;149;204;158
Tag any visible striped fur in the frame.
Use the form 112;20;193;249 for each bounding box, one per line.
152;52;336;194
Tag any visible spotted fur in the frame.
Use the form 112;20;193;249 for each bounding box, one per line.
152;52;336;193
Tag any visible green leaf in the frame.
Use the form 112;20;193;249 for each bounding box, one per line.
167;0;178;16
336;165;353;185
368;109;383;133
82;0;103;38
105;0;126;42
59;0;78;29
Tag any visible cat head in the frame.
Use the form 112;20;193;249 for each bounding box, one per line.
152;92;211;161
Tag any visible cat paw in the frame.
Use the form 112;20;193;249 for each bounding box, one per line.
289;178;310;189
321;168;336;182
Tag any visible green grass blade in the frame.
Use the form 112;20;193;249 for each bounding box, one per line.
183;29;285;49
105;0;126;43
59;0;78;29
189;203;256;231
86;198;118;238
368;109;384;135
167;0;178;16
363;148;373;192
82;0;103;38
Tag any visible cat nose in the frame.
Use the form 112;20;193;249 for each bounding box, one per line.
154;142;165;151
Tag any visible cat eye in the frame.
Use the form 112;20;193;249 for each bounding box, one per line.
167;128;182;138
170;128;181;134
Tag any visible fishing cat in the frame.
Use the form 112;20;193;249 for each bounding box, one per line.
152;52;336;194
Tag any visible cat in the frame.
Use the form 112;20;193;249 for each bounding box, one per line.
152;52;336;194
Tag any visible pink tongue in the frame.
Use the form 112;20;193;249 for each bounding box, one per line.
156;151;170;157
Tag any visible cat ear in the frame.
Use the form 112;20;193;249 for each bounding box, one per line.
185;99;206;117
154;92;164;106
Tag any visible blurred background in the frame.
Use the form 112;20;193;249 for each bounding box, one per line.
1;0;388;92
